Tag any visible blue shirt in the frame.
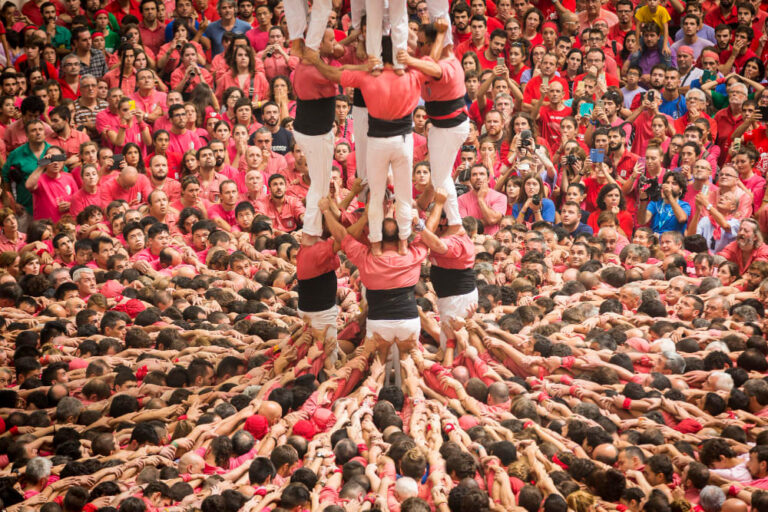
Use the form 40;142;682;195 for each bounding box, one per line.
204;19;252;56
512;198;556;223
557;222;594;238
647;198;691;234
659;95;687;119
165;19;200;42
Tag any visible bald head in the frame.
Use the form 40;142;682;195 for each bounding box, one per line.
452;366;470;385
721;499;748;512
119;166;139;189
488;382;510;405
178;452;205;474
259;400;283;425
592;443;619;466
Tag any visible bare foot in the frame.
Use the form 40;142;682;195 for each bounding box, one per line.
371;241;382;256
370;68;382;77
394;68;405;76
398;239;408;255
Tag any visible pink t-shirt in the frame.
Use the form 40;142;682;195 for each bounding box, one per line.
457;189;507;236
430;233;475;269
340;68;425;120
296;238;340;280
168;129;203;156
33;172;78;222
341;235;427;290
292;61;338;100
99;173;153;207
70;188;101;217
420;56;466;102
207;203;237;227
131;90;167;117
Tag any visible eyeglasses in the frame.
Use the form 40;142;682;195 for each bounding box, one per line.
721;173;739;179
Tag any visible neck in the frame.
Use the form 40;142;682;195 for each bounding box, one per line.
151;175;165;186
271;195;284;205
84;183;97;193
200;166;215;178
620;20;632;30
29;141;45;152
473;35;484;45
3;228;15;239
684;34;696;43
172;125;185;134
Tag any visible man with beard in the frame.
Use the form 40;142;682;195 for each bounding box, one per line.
705;0;737;28
259;174;305;234
48;105;88;168
53;233;76;267
483;110;504;150
204;0;251;56
718;25;756;75
167;104;202;156
195;145;229;203
291;29;338;248
478;29;506;70
138;0;164;55
260;102;292;155
147;155;180;204
659;68;686;120
40;2;70;56
25;145;77;222
452;3;472;47
458;164;507;236
718;219;768;274
638;171;690;235
630;64;666;109
71;25;107;79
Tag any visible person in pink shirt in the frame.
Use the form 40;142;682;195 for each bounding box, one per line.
172;175;212;215
258;174;305;233
130;68;166;125
259;26;299;81
308;35;428;255
290;29;339;247
70;164;102;217
147;154;181;204
3;95;55;154
131;222;172;273
171;44;213;95
167;104;203;157
320;198;427;387
251;128;288;175
733;146;766;214
152;91;184;134
214;45;269;104
99;166;153;208
47;106;89;168
147;190;180;233
0;209;26;253
24;145;78;222
103;97;152;156
400;20;470;229
458;164;507;235
207;180;239;231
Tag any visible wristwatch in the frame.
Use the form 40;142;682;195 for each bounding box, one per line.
706;204;713;211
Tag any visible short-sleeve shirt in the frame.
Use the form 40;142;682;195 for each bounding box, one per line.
32;172;78;222
457;189;507;236
646;198;691;234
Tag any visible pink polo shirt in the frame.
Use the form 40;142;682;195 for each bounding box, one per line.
256;196;305;232
207;203;237;227
32;172;78;222
296;238;340;280
168;129;203;156
430;233;475;270
48;129;89;159
70;188;101;217
457;189;507;236
150;178;181;204
131;90;167;117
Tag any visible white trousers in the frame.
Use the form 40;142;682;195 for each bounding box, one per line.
427;119;469;226
350;0;365;29
283;0;333;50
365;0;408;69
298;305;338;340
294;129;335;237
437;288;478;349
426;0;452;46
366;133;413;243
352;105;369;185
367;317;420;387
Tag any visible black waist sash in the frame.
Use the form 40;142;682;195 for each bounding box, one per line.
367;286;418;320
297;270;337;312
368;113;413;138
424;97;468;128
294;97;336;135
430;266;476;298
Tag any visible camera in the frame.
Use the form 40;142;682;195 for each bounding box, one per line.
175;43;182;50
566;154;578;166
520;129;533;147
647;90;655;102
639;176;661;202
532;194;541;206
111;154;124;171
265;49;274;57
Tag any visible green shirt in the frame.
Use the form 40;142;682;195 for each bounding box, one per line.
1;142;50;215
41;24;71;50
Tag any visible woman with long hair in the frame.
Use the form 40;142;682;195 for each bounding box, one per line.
512;173;556;223
157;22;205;79
221;87;243;125
45;79;61;107
179;150;200;180
122;143;146;174
500;111;550;161
18;252;40;276
171;43;213;97
102;43;138;95
189;83;219;121
521;8;544;46
649;114;672;151
215;45;269;104
502;175;524;215
563;48;584;97
269;75;296;120
103;97;152;155
121;23;157;67
588;183;633;237
461;51;480;74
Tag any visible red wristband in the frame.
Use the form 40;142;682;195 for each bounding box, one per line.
446;338;456;349
9;426;18;435
523;421;534;429
622;398;632;410
444;423;455;433
562;356;575;369
560;375;573;385
537;392;549;403
357;443;368;454
569;385;577;395
729;485;740;497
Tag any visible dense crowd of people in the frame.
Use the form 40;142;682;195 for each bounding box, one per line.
3;0;768;511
